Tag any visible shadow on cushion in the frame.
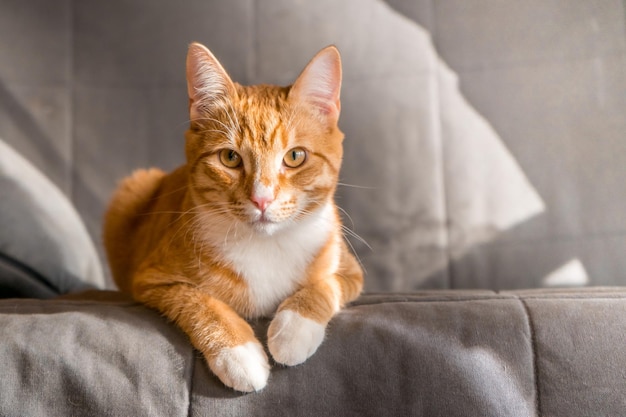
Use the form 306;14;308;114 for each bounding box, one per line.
0;139;105;298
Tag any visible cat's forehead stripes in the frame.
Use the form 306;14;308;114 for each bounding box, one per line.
237;114;282;147
232;89;293;151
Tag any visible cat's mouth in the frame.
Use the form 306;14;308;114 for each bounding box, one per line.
254;215;275;225
249;218;280;236
247;210;284;235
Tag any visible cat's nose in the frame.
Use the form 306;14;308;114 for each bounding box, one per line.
251;195;274;212
251;184;275;212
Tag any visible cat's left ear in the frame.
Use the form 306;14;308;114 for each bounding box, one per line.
289;46;342;124
186;42;236;122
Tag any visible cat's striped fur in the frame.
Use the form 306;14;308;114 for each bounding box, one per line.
103;43;363;392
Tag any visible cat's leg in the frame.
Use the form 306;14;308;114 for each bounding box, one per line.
133;277;270;392
268;242;363;366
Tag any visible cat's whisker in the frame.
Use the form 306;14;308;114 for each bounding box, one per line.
340;230;368;274
337;182;375;189
336;205;355;230
284;107;297;131
224;219;236;247
193;116;238;144
223;101;242;137
162;204;234;230
290;204;369;271
340;225;372;251
166;206;234;250
150;184;190;199
285;102;306;131
294;204;371;251
246;227;255;244
202;128;232;137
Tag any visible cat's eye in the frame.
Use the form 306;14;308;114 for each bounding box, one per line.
219;149;242;168
283;148;307;168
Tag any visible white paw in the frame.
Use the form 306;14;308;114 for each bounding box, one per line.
209;342;270;392
268;310;326;366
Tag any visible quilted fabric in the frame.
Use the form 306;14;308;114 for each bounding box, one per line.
1;290;625;417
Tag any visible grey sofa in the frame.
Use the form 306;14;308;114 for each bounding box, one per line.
1;138;626;416
2;1;626;415
3;283;626;415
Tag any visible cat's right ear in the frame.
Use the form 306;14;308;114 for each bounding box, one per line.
289;46;342;125
186;42;236;122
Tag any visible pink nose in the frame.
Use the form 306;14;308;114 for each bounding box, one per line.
251;195;273;212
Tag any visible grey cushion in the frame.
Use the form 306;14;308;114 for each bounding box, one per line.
1;289;625;416
0;139;105;297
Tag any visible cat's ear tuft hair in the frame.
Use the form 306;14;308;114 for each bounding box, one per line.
186;42;235;121
290;46;342;123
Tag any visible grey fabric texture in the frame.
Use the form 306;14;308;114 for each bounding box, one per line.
520;292;626;415
0;293;193;417
0;139;105;297
2;290;626;417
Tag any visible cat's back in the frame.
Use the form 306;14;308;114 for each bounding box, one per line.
104;166;186;291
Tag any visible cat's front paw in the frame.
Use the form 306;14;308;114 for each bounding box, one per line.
209;342;270;392
268;310;326;366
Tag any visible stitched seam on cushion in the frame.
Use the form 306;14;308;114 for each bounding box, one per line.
519;297;542;417
349;294;626;308
186;348;196;417
349;296;524;307
513;295;626;300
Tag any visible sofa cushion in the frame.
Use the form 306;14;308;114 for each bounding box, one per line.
0;139;105;297
0;293;192;416
2;290;625;416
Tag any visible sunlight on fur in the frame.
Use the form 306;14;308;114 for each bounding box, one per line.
103;42;363;392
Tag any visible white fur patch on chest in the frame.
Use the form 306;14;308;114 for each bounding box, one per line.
221;203;335;317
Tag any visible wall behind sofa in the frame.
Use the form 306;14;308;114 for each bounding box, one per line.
1;0;625;291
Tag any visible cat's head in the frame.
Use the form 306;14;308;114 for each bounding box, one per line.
184;42;344;236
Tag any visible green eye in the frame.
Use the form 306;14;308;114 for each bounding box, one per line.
283;148;307;168
219;149;242;168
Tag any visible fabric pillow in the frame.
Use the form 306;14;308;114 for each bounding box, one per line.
0;139;105;298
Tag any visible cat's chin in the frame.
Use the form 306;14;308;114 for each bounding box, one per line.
248;219;283;236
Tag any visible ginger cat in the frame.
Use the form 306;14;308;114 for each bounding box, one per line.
103;42;363;392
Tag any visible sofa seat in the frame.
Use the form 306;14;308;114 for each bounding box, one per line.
1;288;624;417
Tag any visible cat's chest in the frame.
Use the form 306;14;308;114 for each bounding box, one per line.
221;205;335;317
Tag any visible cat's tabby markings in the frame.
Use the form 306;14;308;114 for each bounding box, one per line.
104;42;363;392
